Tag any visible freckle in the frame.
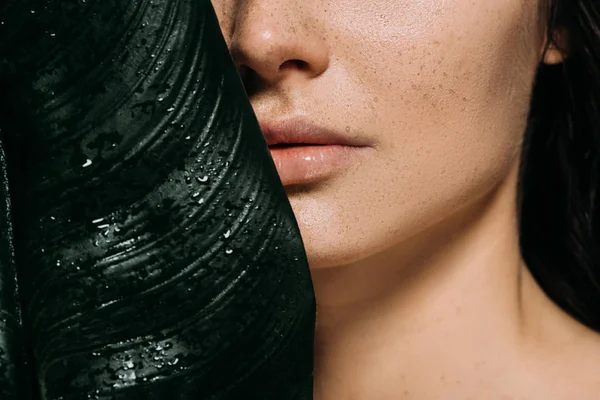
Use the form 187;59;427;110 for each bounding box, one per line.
403;390;410;397
374;97;379;103
462;97;468;102
442;71;448;77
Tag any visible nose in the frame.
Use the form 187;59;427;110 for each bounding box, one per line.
227;2;329;90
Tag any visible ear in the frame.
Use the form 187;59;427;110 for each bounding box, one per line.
542;27;570;65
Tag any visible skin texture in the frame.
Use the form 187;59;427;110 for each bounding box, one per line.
211;0;600;399
212;0;541;269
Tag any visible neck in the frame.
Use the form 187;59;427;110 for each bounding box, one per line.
311;162;572;398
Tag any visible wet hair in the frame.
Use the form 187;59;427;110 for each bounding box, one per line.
519;0;600;330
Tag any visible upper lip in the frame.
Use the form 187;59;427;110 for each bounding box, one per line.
259;117;368;147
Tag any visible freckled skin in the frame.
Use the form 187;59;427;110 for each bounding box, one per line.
211;0;542;268
212;1;600;399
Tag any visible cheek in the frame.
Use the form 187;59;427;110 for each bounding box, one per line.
329;0;540;117
338;0;539;183
296;2;542;266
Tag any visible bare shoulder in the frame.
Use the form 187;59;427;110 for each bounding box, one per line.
542;321;600;399
568;326;600;397
517;296;600;400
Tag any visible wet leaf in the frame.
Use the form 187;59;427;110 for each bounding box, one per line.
0;0;315;399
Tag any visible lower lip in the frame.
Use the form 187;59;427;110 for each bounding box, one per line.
267;144;369;186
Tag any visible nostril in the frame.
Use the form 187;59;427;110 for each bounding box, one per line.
280;59;309;71
236;60;312;96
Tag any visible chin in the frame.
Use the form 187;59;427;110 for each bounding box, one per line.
296;229;376;270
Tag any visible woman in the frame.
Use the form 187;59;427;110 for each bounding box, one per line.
211;0;600;398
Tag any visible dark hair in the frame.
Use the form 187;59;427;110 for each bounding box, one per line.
519;0;600;331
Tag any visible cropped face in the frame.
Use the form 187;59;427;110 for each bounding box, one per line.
211;0;546;268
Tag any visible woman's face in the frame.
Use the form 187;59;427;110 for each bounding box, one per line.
211;0;546;268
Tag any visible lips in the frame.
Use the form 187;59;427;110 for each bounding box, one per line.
259;117;371;186
260;118;367;147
